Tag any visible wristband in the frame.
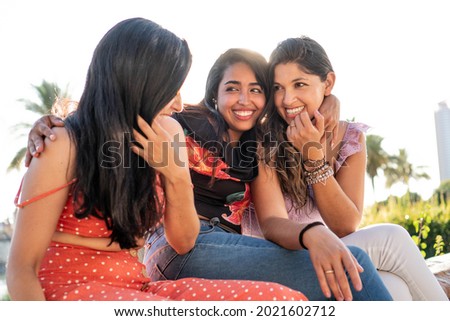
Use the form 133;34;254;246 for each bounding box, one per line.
303;157;326;172
299;221;325;250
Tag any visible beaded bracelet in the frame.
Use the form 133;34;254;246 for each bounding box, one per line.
303;157;326;172
304;162;334;185
298;221;325;250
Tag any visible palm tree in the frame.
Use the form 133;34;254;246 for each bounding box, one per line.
366;134;389;191
432;179;450;206
383;148;430;191
8;80;70;171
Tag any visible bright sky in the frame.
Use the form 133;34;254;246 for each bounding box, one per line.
1;0;449;223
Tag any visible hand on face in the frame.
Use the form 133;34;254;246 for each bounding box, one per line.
132;91;187;178
132;115;185;179
286;110;324;159
273;62;335;154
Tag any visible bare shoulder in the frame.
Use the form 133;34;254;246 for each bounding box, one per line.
41;127;76;177
158;116;185;137
44;127;72;152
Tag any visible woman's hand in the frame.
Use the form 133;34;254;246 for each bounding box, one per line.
132;115;198;254
287;110;325;160
318;94;340;146
302;224;364;301
25;115;65;166
132;115;186;183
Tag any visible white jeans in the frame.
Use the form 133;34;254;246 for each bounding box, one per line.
341;223;448;301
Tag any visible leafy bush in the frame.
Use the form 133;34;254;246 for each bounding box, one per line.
362;193;450;258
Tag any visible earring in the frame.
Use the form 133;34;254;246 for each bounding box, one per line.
212;98;218;110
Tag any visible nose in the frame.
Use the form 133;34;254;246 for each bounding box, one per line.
282;89;297;107
238;91;250;105
171;92;183;113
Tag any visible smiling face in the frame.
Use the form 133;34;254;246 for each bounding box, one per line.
273;62;333;124
216;62;266;142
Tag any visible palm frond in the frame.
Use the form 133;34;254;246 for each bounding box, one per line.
8;147;27;172
7;79;72;172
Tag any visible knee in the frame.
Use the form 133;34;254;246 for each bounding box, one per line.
347;245;370;262
375;223;411;242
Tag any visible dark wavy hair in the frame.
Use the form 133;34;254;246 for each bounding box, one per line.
186;48;269;138
183;48;269;183
258;36;333;210
64;17;192;248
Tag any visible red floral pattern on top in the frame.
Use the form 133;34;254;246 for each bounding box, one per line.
185;135;239;181
222;183;252;225
186;135;250;225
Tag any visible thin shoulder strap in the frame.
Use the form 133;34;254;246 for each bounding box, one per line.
14;177;77;208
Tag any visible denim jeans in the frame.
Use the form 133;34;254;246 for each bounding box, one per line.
144;220;392;301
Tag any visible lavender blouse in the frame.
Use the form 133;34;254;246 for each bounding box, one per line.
241;122;369;237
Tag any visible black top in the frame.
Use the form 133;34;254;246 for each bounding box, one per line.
173;109;258;233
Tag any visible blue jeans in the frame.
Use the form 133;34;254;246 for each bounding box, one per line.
144;220;392;301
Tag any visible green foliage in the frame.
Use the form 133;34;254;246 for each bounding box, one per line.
433;180;450;206
365;134;388;191
363;194;450;258
434;235;445;256
411;211;431;257
383;149;430;189
365;136;430;196
8;80;71;171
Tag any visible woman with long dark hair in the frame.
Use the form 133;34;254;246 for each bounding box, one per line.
245;36;447;301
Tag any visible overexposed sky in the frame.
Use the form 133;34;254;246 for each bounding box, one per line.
1;0;449;222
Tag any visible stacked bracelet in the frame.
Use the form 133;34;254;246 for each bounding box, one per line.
304;162;334;185
303;157;326;171
298;221;325;250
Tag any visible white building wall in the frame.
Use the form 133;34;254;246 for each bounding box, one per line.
435;101;450;182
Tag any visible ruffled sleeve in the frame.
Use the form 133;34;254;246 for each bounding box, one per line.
335;122;369;173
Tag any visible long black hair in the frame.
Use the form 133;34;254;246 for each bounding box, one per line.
181;48;268;183
65;17;192;248
198;48;269;142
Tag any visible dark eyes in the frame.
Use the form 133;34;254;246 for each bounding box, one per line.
225;87;238;92
273;82;306;91
224;86;263;94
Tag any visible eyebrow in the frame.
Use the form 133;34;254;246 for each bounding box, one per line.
273;77;308;85
291;77;308;82
224;80;262;87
